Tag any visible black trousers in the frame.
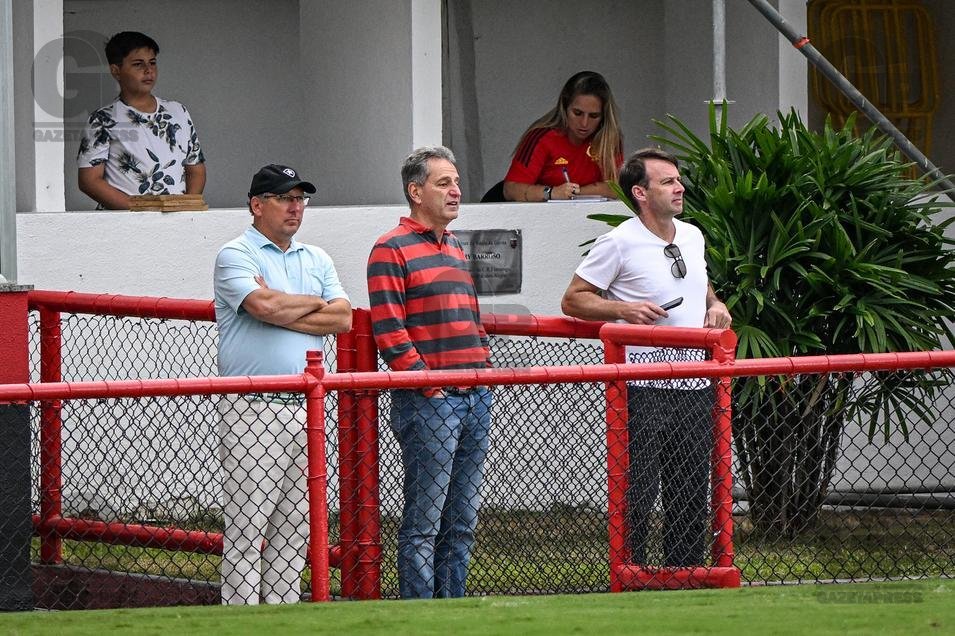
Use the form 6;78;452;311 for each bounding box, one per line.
626;385;715;567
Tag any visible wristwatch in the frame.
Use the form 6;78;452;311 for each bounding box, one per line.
543;186;552;201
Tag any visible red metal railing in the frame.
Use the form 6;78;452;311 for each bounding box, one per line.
19;290;955;600
3;366;331;600
21;291;612;601
29;292;214;570
4;333;741;600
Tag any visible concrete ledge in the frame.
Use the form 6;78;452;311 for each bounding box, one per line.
15;202;629;316
32;564;219;610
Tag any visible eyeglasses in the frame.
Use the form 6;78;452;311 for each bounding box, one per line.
260;194;310;205
664;243;687;278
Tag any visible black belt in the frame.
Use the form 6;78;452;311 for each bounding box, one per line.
443;386;487;396
246;392;305;405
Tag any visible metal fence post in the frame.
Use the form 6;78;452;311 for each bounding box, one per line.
0;283;35;610
335;319;359;597
710;330;739;576
38;305;63;564
305;350;331;602
602;335;629;593
353;309;382;599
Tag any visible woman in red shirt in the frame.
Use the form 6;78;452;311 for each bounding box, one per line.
502;71;623;202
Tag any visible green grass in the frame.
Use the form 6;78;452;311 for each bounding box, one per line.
734;509;955;582
1;578;952;635
32;507;954;600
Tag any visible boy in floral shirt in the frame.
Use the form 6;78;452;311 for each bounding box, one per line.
77;31;206;209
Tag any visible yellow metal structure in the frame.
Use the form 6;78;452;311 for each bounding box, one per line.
808;0;939;156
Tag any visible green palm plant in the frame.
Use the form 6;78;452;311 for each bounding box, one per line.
598;105;955;535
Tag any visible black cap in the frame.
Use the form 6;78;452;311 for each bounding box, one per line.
248;164;317;198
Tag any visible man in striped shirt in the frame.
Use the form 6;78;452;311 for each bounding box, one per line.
367;146;492;599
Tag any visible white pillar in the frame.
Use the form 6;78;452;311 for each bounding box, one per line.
411;0;442;149
32;0;65;212
1;0;16;281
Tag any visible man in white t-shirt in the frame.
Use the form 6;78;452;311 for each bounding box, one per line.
561;147;731;566
77;31;206;209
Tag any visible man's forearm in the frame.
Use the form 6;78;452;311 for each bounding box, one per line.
562;290;621;322
243;288;328;326
706;283;722;308
284;299;352;335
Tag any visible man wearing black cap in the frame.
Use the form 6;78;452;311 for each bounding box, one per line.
213;164;351;604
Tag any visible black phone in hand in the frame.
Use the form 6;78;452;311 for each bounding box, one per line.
660;297;683;311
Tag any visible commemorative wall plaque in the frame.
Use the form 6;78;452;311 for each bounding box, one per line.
454;229;522;295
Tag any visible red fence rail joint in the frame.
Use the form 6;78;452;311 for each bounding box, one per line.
601;324;741;591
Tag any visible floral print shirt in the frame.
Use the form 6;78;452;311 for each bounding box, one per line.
77;96;205;196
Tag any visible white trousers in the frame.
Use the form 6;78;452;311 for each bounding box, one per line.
218;396;309;604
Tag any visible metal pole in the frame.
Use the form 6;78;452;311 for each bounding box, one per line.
712;0;728;120
745;0;955;195
353;309;382;600
39;307;64;564
0;0;18;282
709;333;737;571
334;325;359;598
305;350;331;602
602;337;628;593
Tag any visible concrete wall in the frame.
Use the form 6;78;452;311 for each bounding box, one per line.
19;0;820;212
60;0;306;211
16;200;629;315
448;0;801;202
300;1;417;206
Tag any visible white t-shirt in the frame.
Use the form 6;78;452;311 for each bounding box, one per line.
575;216;710;388
77;96;204;197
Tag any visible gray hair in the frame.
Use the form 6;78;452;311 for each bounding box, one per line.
401;145;456;205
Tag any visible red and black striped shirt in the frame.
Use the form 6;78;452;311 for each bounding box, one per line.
367;216;491;372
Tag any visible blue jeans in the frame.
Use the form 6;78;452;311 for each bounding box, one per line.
390;387;492;599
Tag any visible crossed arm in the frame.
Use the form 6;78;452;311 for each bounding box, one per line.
242;276;352;335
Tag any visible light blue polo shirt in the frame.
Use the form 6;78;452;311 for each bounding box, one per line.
214;226;349;376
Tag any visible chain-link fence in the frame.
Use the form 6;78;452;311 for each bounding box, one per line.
3;304;953;609
731;369;955;584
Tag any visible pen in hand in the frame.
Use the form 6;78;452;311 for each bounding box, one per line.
563;168;576;199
